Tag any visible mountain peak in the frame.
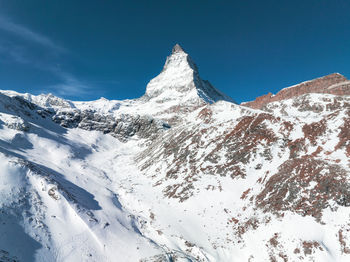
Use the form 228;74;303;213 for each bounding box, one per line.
144;44;234;105
172;43;185;54
162;43;196;72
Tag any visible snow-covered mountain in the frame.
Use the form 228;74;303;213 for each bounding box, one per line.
144;44;234;105
1;44;350;261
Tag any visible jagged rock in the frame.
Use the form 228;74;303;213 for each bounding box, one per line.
5;118;30;132
0;250;19;262
171;43;185;54
256;158;350;220
52;109;170;140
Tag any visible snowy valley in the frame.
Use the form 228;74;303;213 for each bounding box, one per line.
1;44;350;261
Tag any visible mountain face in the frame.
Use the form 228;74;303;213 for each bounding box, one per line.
1;44;350;262
144;44;234;105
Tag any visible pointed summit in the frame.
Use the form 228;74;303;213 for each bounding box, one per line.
172;43;185;54
144;44;234;105
161;43;197;73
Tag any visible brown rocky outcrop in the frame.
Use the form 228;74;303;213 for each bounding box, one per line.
256;158;350;220
243;73;350;109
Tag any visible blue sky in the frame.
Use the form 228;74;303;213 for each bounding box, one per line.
0;0;349;103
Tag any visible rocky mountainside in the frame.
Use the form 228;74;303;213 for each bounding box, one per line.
1;44;350;262
243;73;350;109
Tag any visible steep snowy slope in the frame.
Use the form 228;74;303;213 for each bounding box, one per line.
1;45;350;261
0;94;168;261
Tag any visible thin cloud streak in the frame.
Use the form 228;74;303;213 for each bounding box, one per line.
0;42;92;97
47;69;94;97
0;14;94;98
0;15;66;53
0;41;29;64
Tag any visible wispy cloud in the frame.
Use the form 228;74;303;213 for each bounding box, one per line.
45;69;94;97
0;14;94;98
0;15;65;53
0;40;29;64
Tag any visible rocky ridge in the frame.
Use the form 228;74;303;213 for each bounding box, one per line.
243;73;350;109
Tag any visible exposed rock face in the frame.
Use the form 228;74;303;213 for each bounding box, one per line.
0;91;170;141
4;116;30;132
171;43;185;53
137;104;280;202
243;73;350;109
52;109;170;140
0;250;19;262
0;93;53;119
256;158;350;220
